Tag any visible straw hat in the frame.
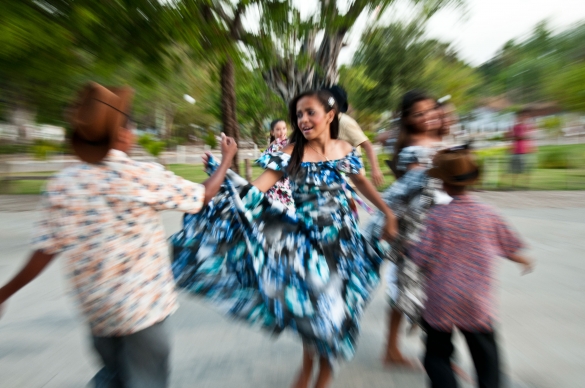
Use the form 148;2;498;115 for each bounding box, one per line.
428;145;480;186
69;82;133;164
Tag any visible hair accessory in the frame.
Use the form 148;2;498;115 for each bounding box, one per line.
328;96;335;107
438;94;452;104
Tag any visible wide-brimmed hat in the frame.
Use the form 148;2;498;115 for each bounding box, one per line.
428;145;480;186
69;82;133;164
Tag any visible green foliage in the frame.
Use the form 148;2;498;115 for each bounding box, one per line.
422;57;482;113
347;20;431;113
344;17;479;115
0;143;29;155
479;20;585;109
0;1;187;125
165;137;179;150
236;68;286;144
364;130;377;143
486;133;505;142
541;116;564;137
536;146;584;169
203;131;218;149
138;134;165;158
30;140;62;161
545;63;585;112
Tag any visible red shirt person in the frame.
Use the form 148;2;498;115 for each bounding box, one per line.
509;109;534;175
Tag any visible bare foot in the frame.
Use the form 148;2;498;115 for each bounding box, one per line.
290;370;311;388
382;350;421;370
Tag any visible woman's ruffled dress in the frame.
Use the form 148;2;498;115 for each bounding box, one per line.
363;146;443;323
171;150;383;365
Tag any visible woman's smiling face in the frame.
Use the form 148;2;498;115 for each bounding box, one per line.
295;96;334;140
407;99;441;134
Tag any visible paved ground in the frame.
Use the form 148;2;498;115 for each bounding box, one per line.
0;192;584;387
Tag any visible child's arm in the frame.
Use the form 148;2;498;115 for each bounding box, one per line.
0;250;56;317
493;209;534;275
200;134;238;204
508;252;534;275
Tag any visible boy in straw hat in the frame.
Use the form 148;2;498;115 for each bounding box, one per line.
0;82;238;387
409;146;534;388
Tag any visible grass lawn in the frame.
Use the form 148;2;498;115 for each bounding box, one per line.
474;143;585;190
167;163;265;182
2;144;584;194
0;163;265;195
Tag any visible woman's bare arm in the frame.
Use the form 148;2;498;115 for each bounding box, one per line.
252;170;285;193
350;173;397;240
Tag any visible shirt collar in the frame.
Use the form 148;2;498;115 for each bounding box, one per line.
106;149;130;162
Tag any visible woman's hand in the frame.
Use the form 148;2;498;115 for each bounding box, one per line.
220;132;238;162
350;173;398;241
202;152;211;170
382;212;398;241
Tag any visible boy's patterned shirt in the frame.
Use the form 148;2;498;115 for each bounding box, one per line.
410;195;524;331
31;150;205;336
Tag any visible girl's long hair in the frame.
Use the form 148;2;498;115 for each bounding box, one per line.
390;89;433;179
269;119;285;143
287;90;339;176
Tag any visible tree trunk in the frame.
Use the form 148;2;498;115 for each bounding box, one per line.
251;117;263;146
262;32;345;104
220;55;239;173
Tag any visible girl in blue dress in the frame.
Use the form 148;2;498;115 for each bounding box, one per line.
171;90;397;388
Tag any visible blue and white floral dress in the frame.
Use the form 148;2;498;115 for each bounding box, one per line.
364;146;443;323
171;150;383;365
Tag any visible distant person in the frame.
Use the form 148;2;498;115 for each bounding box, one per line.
0;82;238;388
260;119;294;209
327;85;385;187
508;108;535;188
411;146;533;388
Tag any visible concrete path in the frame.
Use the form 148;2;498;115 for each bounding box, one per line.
0;192;584;387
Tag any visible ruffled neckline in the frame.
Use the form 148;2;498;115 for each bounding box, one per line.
299;149;358;165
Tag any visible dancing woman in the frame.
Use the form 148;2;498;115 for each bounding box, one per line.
171;89;397;388
364;90;444;367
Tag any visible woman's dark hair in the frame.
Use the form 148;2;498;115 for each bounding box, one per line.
287;89;339;176
390;89;433;179
269;119;285;143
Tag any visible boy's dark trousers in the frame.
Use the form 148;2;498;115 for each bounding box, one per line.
91;319;170;388
423;320;500;388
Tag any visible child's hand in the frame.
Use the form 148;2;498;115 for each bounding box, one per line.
520;260;534;275
509;253;534;275
220;133;238;162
